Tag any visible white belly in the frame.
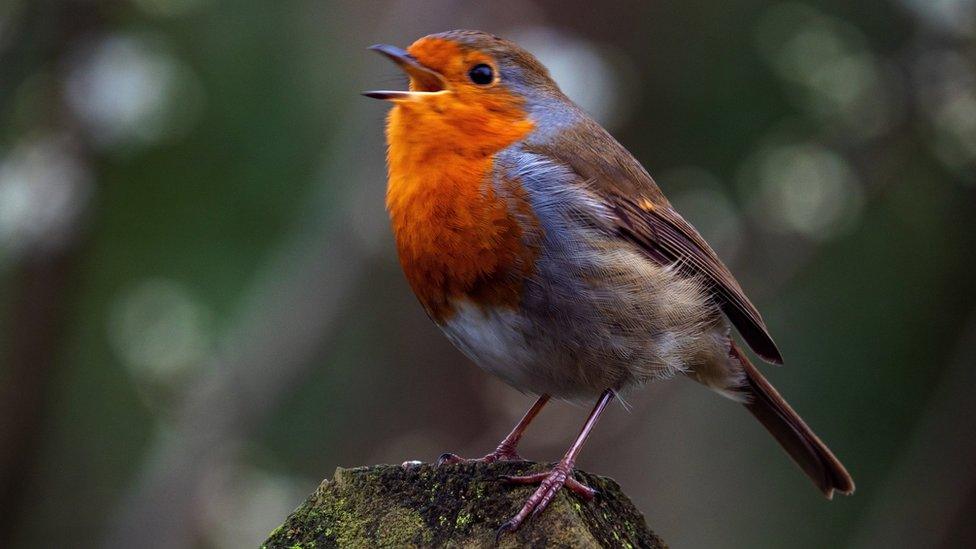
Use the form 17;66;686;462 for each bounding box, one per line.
441;301;547;394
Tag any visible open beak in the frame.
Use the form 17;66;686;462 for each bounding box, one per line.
363;44;448;100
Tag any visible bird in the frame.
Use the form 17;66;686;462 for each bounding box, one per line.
363;29;854;534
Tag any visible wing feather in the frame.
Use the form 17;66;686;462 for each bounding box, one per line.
523;116;783;364
613;198;783;364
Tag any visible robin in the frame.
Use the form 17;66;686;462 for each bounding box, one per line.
364;29;854;534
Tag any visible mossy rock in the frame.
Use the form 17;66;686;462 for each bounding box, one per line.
262;461;666;548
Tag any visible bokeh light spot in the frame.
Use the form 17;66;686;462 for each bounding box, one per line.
754;2;898;141
108;278;214;387
0;135;92;262
899;0;976;38
913;50;976;180
64;33;204;150
745;141;864;240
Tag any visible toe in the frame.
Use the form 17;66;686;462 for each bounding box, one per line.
436;452;463;466
565;476;598;500
499;471;549;485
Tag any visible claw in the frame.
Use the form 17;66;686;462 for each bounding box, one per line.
495;520;517;542
436;452;463;466
530;502;546;521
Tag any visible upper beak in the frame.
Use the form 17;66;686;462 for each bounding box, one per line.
363;44;448;100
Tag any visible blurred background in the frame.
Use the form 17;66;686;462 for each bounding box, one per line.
2;0;975;547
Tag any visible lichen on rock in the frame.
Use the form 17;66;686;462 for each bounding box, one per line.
262;461;666;548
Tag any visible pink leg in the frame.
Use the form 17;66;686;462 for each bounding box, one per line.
437;394;550;465
497;389;614;537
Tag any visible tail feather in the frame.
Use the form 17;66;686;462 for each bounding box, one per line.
731;344;855;498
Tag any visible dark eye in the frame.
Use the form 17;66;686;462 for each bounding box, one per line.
468;64;494;85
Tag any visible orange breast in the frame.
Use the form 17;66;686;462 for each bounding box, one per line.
384;92;537;323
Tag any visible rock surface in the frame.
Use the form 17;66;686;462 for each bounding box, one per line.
262;460;666;548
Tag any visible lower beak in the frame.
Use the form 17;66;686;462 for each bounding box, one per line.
363;44;448;100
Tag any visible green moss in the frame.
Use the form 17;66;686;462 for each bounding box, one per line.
373;507;427;546
262;462;667;548
455;511;472;529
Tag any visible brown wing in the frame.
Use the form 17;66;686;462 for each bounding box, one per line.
524;116;783;364
610;197;783;364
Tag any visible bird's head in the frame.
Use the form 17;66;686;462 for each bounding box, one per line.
365;30;567;153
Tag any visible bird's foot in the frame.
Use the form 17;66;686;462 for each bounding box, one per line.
496;460;597;536
436;444;523;466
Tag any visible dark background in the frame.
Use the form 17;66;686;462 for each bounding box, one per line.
2;0;975;547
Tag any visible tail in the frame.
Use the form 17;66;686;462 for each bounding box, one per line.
731;344;855;499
